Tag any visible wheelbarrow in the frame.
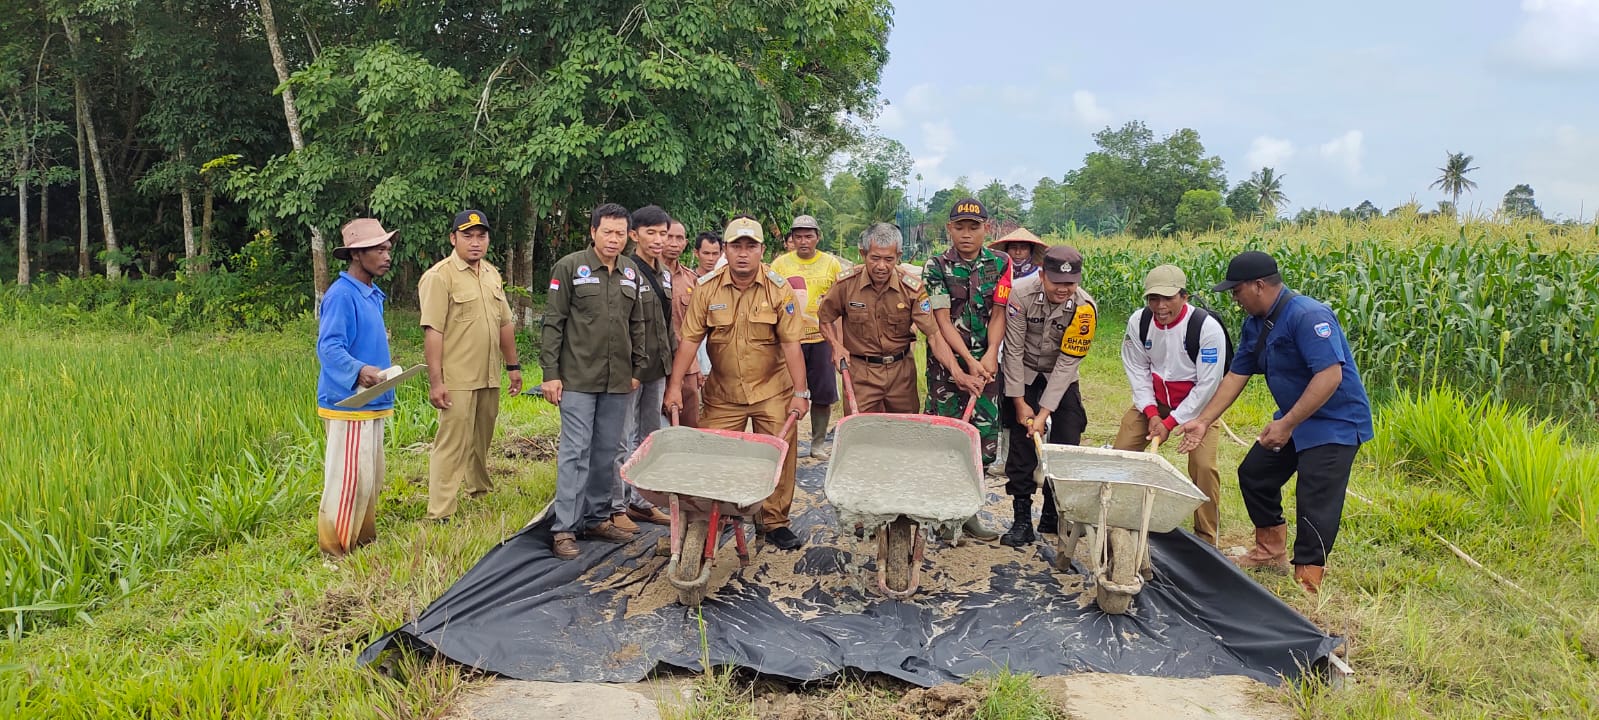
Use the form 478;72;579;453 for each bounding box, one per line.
823;365;984;599
1035;437;1209;614
621;409;799;607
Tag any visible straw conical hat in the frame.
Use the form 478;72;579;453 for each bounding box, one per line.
989;227;1046;250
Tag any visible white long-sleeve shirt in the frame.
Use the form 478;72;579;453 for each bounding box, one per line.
1121;305;1227;428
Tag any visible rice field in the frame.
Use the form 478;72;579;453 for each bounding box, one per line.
0;324;319;634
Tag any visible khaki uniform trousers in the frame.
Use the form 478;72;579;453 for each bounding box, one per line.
700;393;799;531
843;357;919;414
428;387;500;519
1113;405;1221;546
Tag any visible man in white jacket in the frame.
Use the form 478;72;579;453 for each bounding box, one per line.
1115;265;1228;547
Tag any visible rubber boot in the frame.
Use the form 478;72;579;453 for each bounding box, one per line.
1001;497;1036;547
1294;564;1325;593
809;405;832;460
1235;524;1290;571
962;515;999;541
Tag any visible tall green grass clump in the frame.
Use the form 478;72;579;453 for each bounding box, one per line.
1374;388;1599;542
0;327;317;633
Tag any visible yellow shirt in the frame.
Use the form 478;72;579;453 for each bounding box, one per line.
418;254;514;391
770;251;843;343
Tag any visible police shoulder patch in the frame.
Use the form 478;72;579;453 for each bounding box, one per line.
1314;321;1333;339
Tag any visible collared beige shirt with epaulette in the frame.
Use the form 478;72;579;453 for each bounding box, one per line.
1002;274;1098;409
679;264;805;406
816;266;939;358
418;254;514;391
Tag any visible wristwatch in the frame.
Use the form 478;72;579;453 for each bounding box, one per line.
505;364;521;371
794;390;812;399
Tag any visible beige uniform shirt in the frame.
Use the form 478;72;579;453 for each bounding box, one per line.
1002;274;1098;409
418;254;514;391
816;266;939;358
679;265;805;406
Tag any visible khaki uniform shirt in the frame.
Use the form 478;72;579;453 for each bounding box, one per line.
666;261;702;376
816;266;939;358
1002;274;1098;409
418;254;514;391
539;248;648;394
680;265;805;406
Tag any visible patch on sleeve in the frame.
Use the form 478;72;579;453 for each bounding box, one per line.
995;283;1011;305
1314;321;1332;338
919;299;931;313
548;278;561;291
1200;347;1219;364
785;301;796;315
1059;303;1097;358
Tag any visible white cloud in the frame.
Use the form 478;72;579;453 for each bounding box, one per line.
1245;136;1296;171
1507;0;1599;70
877;103;905;133
1519;124;1599;219
912;120;958;189
1319;130;1365;180
1071;90;1112;127
903;82;937;115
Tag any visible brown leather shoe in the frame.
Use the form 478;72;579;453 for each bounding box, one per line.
583;520;637;544
552;532;580;560
1235;524;1291;572
627;505;671;525
1294;564;1325;593
611;512;639;532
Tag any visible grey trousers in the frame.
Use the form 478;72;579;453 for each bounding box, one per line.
553;390;629;533
614;377;665;512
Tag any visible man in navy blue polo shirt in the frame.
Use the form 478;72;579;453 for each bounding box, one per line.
1177;251;1373;594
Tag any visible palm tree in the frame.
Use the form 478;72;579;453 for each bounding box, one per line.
1251;167;1287;218
1429;152;1478;212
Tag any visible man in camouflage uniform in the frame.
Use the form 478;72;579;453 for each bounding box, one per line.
924;198;1012;467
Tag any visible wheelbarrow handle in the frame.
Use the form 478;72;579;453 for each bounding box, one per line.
841;365;860;416
959;392;979;424
670;406;680;427
781;408;802;442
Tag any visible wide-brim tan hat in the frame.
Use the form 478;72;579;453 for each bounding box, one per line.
335;218;397;260
988;227;1047;250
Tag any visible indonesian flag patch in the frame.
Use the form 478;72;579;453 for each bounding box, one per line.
548;278;561;291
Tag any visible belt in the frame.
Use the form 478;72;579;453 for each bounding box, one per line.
851;350;909;366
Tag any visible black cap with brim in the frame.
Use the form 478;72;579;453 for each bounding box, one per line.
453;209;490;232
949;197;988;222
1212;250;1279;291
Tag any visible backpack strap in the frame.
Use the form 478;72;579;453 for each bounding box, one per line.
1138;309;1153;349
1254;289;1298;362
1184;308;1206;364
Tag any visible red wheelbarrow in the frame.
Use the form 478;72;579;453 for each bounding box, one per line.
823;365;985;599
621;409;799;607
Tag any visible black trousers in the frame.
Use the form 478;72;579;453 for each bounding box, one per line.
1237;439;1359;567
1004;378;1087;501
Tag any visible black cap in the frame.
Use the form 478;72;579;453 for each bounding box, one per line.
1212;251;1279;291
949;198;988;222
453;209;490;232
1043;245;1083;283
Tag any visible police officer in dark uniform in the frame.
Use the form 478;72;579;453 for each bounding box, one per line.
1178;251;1373;594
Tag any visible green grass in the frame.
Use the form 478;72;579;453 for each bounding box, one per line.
2;280;1597;718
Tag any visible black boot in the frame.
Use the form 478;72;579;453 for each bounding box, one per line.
1038;482;1059;534
1001;497;1035;547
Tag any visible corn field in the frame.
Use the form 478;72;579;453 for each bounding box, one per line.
1072;216;1599;416
0;328;318;634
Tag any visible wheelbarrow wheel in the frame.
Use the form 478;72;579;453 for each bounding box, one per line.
883;517;915;594
675;520;710;607
1096;527;1138;615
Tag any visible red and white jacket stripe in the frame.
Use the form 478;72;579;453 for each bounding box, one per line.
1120;305;1228;429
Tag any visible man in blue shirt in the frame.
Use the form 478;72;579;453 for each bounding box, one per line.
1178;251;1373;594
315;219;398;556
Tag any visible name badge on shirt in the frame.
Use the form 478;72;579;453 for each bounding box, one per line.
621;279;638;289
848;301;867;308
709;303;728;311
572;277;600;286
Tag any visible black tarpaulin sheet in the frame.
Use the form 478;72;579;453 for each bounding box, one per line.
361;460;1340;686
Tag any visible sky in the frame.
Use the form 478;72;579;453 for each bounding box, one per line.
871;0;1599;220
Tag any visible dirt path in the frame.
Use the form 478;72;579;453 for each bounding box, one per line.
447;673;1289;720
